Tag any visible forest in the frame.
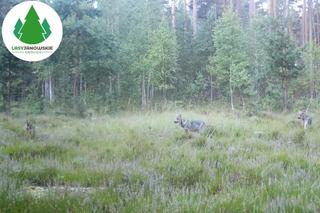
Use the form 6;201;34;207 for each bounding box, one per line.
1;0;319;115
2;0;320;212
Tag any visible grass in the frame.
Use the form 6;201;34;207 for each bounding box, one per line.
0;109;320;212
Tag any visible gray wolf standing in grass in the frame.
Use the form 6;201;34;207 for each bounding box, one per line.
25;120;35;138
298;111;312;130
174;114;205;133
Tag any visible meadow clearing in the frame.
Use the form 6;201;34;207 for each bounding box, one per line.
0;109;320;212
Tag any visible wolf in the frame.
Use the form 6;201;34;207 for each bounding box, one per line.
25;120;35;138
298;111;312;130
174;114;205;133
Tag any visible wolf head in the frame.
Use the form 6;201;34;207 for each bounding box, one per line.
298;111;306;120
174;114;183;124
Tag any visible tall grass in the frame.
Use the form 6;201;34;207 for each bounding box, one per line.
1;110;320;212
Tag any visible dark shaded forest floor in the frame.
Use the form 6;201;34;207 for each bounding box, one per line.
0;110;320;212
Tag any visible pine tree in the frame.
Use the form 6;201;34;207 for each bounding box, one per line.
19;6;45;44
42;18;51;39
13;18;23;39
263;19;301;111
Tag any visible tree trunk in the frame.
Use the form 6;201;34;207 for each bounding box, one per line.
210;75;213;103
73;77;78;97
308;0;313;43
4;62;11;117
151;84;154;100
235;0;242;17
287;2;294;39
303;0;307;46
84;79;87;105
308;0;315;99
45;80;50;99
44;72;54;104
117;73;121;97
141;74;147;107
73;30;81;98
268;0;276;17
309;43;315;99
147;72;151;103
163;88;167;102
171;0;176;32
249;0;255;20
109;76;112;94
315;1;320;44
192;0;197;39
229;73;234;112
183;0;188;39
242;96;246;111
79;73;83;96
49;73;54;104
282;77;288;112
284;0;289;18
316;3;320;44
215;0;220;19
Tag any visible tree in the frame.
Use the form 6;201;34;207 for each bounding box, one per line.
303;42;320;99
249;0;255;20
247;17;277;110
192;0;198;39
20;6;46;44
42;19;51;39
13;18;23;40
264;18;301;111
144;24;178;100
208;9;249;111
268;0;277;17
171;0;176;31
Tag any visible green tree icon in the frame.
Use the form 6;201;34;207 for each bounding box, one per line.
13;18;23;39
42;19;51;39
19;6;46;44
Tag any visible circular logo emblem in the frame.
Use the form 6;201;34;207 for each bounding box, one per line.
2;1;63;62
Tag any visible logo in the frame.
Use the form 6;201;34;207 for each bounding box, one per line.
14;6;52;44
2;1;63;62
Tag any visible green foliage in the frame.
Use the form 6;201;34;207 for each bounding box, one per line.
0;0;315;113
208;9;250;109
261;18;301;110
144;24;177;93
301;42;320;99
188;72;209;101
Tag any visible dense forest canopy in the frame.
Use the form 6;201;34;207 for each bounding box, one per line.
0;0;319;115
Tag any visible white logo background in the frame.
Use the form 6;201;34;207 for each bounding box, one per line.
2;1;63;62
